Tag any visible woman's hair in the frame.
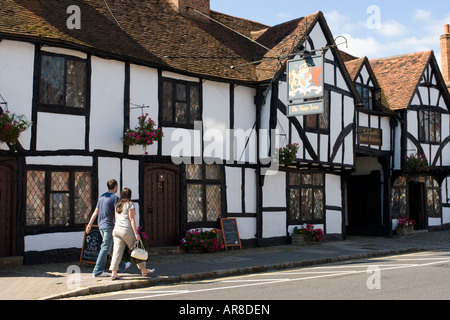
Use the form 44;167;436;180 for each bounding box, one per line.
116;187;132;214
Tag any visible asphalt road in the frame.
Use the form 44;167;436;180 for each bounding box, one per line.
73;250;450;301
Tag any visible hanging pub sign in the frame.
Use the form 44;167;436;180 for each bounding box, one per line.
288;100;324;117
287;54;324;117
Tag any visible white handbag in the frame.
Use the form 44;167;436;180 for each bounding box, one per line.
131;239;148;261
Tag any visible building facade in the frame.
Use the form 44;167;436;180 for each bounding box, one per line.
0;0;449;264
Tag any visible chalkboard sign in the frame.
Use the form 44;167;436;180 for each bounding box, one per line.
220;218;242;250
79;225;102;266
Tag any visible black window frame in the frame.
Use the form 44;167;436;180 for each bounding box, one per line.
160;77;202;129
25;166;94;234
287;172;325;224
304;90;330;134
37;51;89;116
184;164;225;228
418;109;441;144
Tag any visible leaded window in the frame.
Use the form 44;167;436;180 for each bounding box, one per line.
39;53;87;109
186;164;223;223
162;77;201;127
305;91;329;133
426;177;441;218
26;168;93;228
391;177;408;219
419;110;441;144
288;173;324;222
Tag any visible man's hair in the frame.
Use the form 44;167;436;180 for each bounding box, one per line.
107;179;118;190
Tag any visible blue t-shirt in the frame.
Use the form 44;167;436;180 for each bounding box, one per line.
96;192;119;230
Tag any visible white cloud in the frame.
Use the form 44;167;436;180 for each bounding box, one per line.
376;20;407;38
414;9;432;21
324;10;355;34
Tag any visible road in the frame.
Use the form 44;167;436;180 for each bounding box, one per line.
73;250;450;301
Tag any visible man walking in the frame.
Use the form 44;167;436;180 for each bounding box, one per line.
86;179;129;277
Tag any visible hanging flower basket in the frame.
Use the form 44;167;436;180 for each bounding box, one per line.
122;113;163;154
404;153;428;173
0;111;31;145
278;143;299;166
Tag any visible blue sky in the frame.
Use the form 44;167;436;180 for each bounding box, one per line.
211;0;450;64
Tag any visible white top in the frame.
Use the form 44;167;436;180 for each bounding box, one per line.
115;202;134;231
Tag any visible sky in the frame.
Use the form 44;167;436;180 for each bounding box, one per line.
210;0;450;66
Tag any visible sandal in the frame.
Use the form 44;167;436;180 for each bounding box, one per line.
141;268;155;277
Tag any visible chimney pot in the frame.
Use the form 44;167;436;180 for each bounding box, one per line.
441;25;450;88
445;24;450;34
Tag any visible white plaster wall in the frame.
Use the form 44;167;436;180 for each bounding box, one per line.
203;80;230;162
36;113;85;150
97;157;121;195
0;40;35;150
129;64;159;156
245;168;257;213
236;217;256;240
262;171;286;208
26;156;92;166
25;232;84;251
234;86;256;163
263;212;286;238
225;166;242;213
326;210;342;234
90;56;125;152
325;174;341;207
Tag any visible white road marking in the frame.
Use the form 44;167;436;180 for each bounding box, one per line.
118;252;450;300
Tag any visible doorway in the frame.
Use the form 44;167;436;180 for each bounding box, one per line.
0;157;17;257
408;181;426;230
347;171;383;236
143;164;179;246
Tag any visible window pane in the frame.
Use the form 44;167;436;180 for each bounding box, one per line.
186;164;202;180
301;188;313;221
162;81;173;122
66;59;86;108
289;173;301;186
434;113;441;142
75;172;92;224
26;171;46;226
301;174;312;185
39;55;64;105
51;172;69;191
176;83;187;101
314;189;324;219
313;174;323;186
206;185;221;221
187;184;203;222
205;165;221;180
175;102;187;124
50;193;70;226
190;86;200;124
289;189;300;220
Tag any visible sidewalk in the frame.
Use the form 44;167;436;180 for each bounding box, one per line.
1;230;450;300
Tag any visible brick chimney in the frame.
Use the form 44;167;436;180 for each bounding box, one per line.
441;24;450;88
169;0;210;21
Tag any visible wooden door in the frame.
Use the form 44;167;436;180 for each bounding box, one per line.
144;164;179;246
409;181;426;230
0;158;17;257
347;171;383;236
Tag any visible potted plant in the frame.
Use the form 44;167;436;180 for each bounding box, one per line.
180;228;225;253
278;143;299;166
122;113;163;154
0;111;31;146
292;224;324;245
405;153;428;173
396;217;416;236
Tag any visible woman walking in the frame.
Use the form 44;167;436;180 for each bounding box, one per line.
110;187;155;280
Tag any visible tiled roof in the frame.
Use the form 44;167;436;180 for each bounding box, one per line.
0;0;321;84
370;51;432;110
